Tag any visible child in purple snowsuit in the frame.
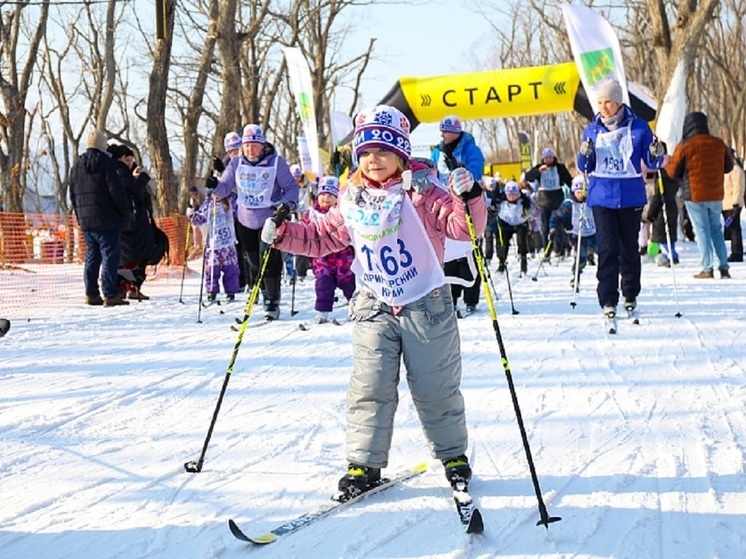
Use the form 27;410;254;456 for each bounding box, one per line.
189;192;240;301
304;176;355;323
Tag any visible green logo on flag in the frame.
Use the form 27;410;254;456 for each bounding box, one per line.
580;48;616;86
298;92;313;122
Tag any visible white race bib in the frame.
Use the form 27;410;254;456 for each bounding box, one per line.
235;159;277;209
593;126;639;179
340;183;445;305
207;203;237;249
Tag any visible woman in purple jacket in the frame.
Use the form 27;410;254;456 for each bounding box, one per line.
208;124;298;320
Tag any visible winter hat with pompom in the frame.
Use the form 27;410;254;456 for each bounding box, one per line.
352;105;411;162
224;132;242;152
439;115;463;134
317;175;340;198
504;180;520;195
242;124;265;144
571;174;586;193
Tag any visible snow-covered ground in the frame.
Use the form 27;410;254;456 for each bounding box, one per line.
2;238;745;559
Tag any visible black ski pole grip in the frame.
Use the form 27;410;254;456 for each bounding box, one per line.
272;204;291;225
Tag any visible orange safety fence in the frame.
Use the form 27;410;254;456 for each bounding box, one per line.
0;212;198;319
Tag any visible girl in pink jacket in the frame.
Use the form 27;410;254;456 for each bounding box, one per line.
261;105;487;500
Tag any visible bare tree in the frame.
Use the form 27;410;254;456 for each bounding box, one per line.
276;0;377;152
147;0;178;215
696;0;746;155
0;0;49;213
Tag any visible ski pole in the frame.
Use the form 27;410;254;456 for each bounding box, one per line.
571;171;589;308
179;221;192;303
656;168;682;317
461;196;560;530
530;239;553;282
498;226;519;315
290;269;298;316
185;206;290;474
196;235;208;323
197;199;219;322
570;213;584;308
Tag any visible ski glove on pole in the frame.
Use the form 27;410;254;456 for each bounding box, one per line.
580;138;594;157
649;137;666;159
448;167;474;196
261;204;291;244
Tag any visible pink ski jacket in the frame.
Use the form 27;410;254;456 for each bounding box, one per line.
272;170;487;264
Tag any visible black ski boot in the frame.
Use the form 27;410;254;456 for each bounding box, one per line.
335;464;381;501
443;455;472;489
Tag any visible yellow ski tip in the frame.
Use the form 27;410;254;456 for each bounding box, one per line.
413;462;428;473
249;533;278;544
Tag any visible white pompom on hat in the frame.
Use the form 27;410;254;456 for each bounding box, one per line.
439;115;463;134
86;129;108;153
317;175;340;198
596;78;624;105
224;132;242;152
242;124;265;144
352;105;412;162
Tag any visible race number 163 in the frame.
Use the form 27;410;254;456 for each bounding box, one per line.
360;239;412;275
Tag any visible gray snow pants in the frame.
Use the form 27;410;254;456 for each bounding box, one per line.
346;286;468;468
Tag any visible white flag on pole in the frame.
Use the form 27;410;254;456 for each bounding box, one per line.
329;110;353;148
561;4;630;114
654;60;688;151
283;47;322;177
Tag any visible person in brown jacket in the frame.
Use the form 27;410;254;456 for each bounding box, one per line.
723;152;745;262
665;112;734;278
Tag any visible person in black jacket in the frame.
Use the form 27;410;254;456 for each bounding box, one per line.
68;129;130;306
524;147;573;253
644;156;680;267
108;144;156;300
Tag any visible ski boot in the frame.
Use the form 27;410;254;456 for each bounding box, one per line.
335;464;381;501
443;455;472;489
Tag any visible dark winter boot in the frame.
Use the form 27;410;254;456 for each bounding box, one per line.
103;295;130;307
0;318;10;338
520;256;528;275
85;295;104;306
443;455;472;488
336;464;381;500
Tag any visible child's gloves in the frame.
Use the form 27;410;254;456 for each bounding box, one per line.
261;218;278;244
448;167;474;195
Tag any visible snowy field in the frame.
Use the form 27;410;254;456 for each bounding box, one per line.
1;238;745;559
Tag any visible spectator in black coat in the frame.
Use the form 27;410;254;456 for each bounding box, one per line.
108;144;156;300
69;129;130;306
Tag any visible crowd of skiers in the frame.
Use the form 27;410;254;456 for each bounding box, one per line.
63;77;744;499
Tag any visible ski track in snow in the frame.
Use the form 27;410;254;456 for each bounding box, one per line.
1;240;746;558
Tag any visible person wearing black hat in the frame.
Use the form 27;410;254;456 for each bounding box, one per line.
108;143;157;300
